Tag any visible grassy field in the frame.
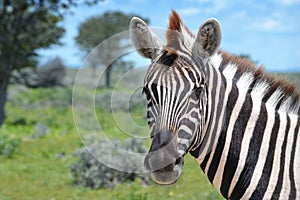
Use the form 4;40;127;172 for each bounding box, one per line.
0;69;299;200
0;77;223;199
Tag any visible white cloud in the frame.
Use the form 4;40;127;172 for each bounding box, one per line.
296;50;300;58
178;8;200;16
196;0;211;2
183;0;228;15
261;19;280;31
205;1;228;14
279;0;300;6
226;11;247;21
248;16;295;32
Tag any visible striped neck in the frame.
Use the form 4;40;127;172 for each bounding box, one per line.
190;52;300;199
190;53;226;159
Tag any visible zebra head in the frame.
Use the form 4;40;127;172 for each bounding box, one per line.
130;11;222;185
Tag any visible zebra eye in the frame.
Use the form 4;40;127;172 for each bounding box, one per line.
158;50;178;66
194;87;202;99
142;87;151;99
142;87;148;95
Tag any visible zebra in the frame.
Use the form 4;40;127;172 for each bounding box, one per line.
130;10;300;199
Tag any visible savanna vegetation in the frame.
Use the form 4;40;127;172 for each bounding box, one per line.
1;66;299;199
0;67;227;200
0;0;103;125
0;2;299;199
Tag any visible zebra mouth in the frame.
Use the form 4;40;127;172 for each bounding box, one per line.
144;129;185;185
145;156;184;185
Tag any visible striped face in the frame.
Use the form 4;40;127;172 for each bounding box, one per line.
143;49;205;150
130;11;221;185
142;48;206;184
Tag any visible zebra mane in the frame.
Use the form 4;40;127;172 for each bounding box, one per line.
215;50;300;115
167;10;194;49
166;11;300;115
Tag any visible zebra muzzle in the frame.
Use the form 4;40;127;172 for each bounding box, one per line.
144;129;184;185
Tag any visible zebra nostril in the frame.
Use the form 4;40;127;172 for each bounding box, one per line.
175;157;181;165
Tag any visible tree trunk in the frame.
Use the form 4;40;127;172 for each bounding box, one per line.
105;64;112;88
0;76;9;125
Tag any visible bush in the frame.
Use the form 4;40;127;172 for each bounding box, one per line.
95;90;145;112
37;57;66;87
0;134;21;158
31;122;50;139
11;57;66;88
70;137;149;189
8;86;72;109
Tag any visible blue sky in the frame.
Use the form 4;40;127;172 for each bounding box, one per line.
38;0;300;72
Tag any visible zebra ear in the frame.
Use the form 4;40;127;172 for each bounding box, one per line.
130;17;164;59
194;18;222;58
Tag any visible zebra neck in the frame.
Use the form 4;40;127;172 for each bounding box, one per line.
190;56;227;161
190;53;300;199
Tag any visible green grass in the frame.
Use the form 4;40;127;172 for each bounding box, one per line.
1;69;299;199
0;132;222;199
0;85;224;199
0;135;221;199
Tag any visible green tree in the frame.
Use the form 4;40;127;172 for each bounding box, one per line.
0;0;102;125
75;11;148;88
236;54;258;64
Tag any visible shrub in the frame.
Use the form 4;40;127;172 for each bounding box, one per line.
95;90;145;112
11;57;66;88
70;137;149;189
31;122;50;139
37;57;66;87
0;134;21;158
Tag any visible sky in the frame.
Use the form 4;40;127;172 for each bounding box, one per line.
38;0;300;72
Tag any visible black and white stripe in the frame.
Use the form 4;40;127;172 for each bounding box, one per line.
190;53;300;199
144;50;300;199
130;13;300;199
143;50;205;156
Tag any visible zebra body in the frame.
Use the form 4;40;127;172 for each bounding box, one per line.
130;11;300;199
193;53;300;199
